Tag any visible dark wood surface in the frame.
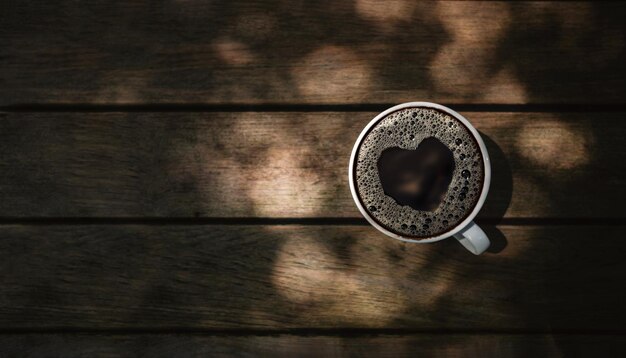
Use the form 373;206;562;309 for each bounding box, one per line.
2;334;625;357
1;1;625;356
2;2;626;105
1;112;623;218
1;225;625;330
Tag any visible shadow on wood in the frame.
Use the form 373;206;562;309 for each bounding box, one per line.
479;132;512;253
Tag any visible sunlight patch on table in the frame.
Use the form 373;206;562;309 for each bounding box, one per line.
247;147;324;217
213;36;257;66
430;2;511;97
166;115;336;217
271;231;411;325
436;2;510;42
292;46;372;100
516;120;592;170
355;0;415;30
482;66;527;103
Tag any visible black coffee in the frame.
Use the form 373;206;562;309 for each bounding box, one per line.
378;137;455;212
354;107;484;239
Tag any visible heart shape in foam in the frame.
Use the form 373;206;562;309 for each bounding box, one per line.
377;137;455;211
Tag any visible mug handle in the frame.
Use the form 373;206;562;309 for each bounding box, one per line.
454;221;490;255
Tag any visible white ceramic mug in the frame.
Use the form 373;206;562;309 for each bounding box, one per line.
348;102;491;255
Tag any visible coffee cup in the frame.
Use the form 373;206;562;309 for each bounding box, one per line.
349;102;491;255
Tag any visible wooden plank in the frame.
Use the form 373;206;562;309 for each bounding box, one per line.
2;2;625;105
0;112;623;218
1;334;625;357
1;224;624;330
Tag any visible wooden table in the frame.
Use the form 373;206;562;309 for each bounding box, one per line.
1;1;625;356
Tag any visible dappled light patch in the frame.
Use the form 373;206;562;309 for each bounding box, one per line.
213;37;257;66
430;2;511;97
292;46;372;100
163;113;350;217
436;2;511;42
247;147;324;217
271;230;411;325
482;66;527;103
267;224;544;327
516;120;591;170
355;0;416;30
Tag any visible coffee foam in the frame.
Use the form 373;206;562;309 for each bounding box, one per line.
355;107;484;239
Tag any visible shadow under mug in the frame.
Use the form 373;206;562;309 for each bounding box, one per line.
348;102;491;255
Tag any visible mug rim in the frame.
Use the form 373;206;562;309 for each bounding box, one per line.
348;102;492;243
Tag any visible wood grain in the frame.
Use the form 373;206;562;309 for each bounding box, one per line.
2;2;625;105
1;334;624;357
1;224;624;330
0;112;623;218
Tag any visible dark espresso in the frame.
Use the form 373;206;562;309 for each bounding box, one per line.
354;107;484;239
378;137;455;212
